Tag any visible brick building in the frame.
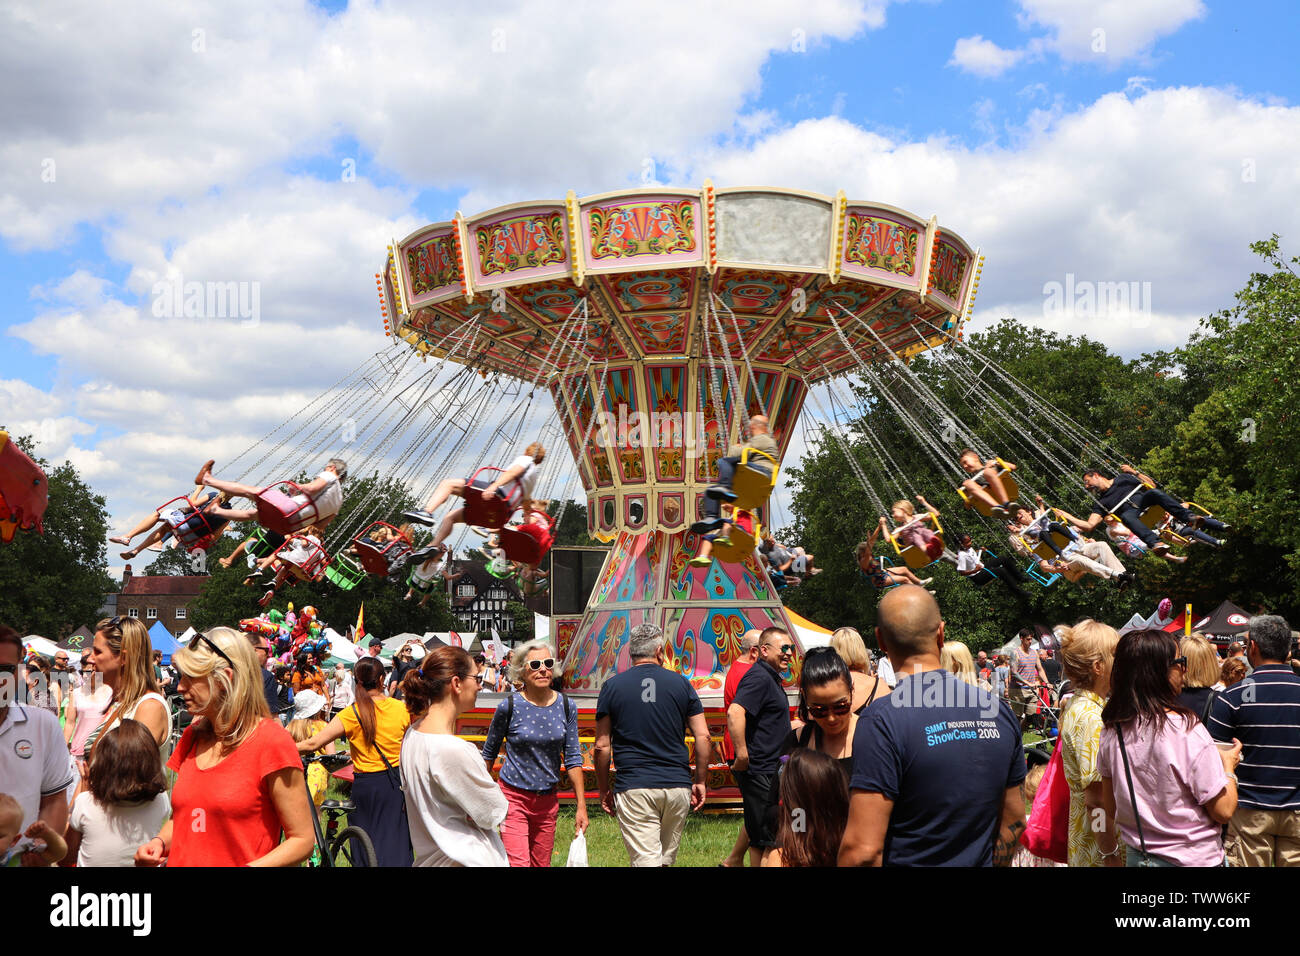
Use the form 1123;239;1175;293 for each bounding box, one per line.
114;564;209;638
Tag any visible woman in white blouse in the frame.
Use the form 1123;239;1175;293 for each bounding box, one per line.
399;646;507;867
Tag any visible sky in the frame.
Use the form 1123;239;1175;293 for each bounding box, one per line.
1;0;1297;568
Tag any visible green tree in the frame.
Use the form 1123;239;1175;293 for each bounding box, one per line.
0;433;117;636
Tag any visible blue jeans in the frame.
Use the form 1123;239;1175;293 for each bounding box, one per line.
700;456;739;520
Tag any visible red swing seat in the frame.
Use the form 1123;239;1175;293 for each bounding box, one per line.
499;512;556;566
461;466;523;530
271;534;329;582
157;495;220;551
255;481;319;536
352;522;411;576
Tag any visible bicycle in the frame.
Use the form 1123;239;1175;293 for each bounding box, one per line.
302;752;378;867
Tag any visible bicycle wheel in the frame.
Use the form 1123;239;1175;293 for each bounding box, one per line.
330;826;377;867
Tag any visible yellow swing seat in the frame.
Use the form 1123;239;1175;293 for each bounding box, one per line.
712;508;761;564
730;447;779;512
956;457;1019;518
890;513;945;571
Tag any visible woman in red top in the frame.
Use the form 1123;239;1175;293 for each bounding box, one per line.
134;627;314;867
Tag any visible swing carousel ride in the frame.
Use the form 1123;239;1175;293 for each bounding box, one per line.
376;183;981;697
174;183;1216;707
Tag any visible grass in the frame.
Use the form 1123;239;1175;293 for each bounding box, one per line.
549;807;745;867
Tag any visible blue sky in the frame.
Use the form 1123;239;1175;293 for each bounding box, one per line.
1;0;1297;553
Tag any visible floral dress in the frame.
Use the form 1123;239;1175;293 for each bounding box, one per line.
1060;689;1124;867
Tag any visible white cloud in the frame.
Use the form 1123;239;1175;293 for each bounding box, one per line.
1015;0;1207;64
949;35;1027;77
688;86;1300;355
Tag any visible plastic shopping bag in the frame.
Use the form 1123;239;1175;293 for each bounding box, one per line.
566;832;589;867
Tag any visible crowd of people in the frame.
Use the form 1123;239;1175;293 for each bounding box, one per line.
3;591;1297;868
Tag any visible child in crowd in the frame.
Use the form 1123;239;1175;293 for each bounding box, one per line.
288;719;330;808
1011;761;1065;868
1;792;68;866
762;749;849;868
65;720;170;867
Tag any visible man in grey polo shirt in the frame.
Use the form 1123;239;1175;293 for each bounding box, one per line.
1208;614;1300;867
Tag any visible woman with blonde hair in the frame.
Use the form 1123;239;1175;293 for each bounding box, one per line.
85;616;170;753
941;641;981;688
1176;634;1220;720
1057;619;1123;866
481;639;587;866
134;628;314;867
829;627;888;714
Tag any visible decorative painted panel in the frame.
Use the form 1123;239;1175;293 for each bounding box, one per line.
587;198;699;262
604;270;692;312
770;375;806;451
694;363;733;482
404;233;461;299
663;530;772;603
625;312;688;355
601;366;647;483
658;492;685;529
643;365;688;482
927;236;973;313
472;210;568;280
841;211;923;281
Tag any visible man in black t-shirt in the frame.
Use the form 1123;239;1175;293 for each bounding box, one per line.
728;626;794;867
594;623;711;867
1060;464;1230;552
839;586;1026;867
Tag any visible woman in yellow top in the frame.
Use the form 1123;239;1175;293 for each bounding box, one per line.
1057;620;1124;867
297;657;411;866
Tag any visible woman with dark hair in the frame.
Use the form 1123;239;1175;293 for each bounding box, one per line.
763;749;849;867
296;656;411;866
400;646;507;867
1095;629;1241;867
784;648;859;777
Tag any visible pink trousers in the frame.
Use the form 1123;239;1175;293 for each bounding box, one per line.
499;781;559;867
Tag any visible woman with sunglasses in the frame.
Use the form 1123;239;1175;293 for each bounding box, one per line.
401;646;508;867
480;640;587;867
84;617;170;754
1094;629;1242;867
295;657;412;866
64;655;112;762
784;648;859;779
135;628;314;867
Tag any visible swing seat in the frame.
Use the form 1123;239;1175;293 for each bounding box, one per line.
890;514;945;571
158;495;220;552
255;481;318;536
730;447;779;512
246;526;281;560
461;466;523;530
324;553;366;591
711;509;760;564
1026;528;1074;562
352;522;410;576
1025;560;1061;587
0;429;48;542
857;555;901;589
956;459;1019;518
499;512;555;566
272;534;329;582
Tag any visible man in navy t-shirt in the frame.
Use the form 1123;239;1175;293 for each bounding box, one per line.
595;622;711;866
839;586;1026;867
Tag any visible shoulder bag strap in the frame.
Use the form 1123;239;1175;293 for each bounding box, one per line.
1115;723;1148;860
353;702;404;793
1201;689;1218;726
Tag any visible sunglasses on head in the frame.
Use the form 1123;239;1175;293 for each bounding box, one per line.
526;658;556;671
807;698;853;719
188;633;235;670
